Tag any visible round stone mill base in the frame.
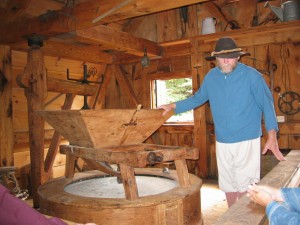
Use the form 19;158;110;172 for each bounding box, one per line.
38;168;203;225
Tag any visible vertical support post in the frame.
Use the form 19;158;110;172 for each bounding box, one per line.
119;163;139;200
0;45;13;167
191;39;209;178
22;35;47;207
65;154;77;178
175;159;191;187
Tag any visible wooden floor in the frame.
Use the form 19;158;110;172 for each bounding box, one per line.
201;179;227;225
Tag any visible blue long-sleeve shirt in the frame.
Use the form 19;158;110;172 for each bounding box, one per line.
266;188;300;225
175;63;278;143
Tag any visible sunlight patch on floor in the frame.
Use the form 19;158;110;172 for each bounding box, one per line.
201;179;227;225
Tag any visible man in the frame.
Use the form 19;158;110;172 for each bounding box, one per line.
158;37;285;207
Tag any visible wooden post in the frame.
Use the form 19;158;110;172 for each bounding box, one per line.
65;154;77;178
191;39;209;178
174;159;191;187
119;163;139;200
0;45;13;167
115;65;140;108
22;35;47;207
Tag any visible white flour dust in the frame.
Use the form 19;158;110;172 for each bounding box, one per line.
64;176;177;198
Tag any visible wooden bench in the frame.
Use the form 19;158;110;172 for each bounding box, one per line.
213;150;300;225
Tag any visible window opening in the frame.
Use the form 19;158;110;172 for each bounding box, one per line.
154;78;193;122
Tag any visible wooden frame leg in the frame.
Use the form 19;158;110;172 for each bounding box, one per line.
175;159;191;187
65;154;77;178
119;163;139;200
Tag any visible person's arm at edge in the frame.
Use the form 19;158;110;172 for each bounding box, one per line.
266;188;300;225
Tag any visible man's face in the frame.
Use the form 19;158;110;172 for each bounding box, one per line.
216;57;239;74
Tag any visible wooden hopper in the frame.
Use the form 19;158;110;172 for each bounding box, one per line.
37;108;172;148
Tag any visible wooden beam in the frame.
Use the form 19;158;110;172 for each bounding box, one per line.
0;0;65;23
82;159;120;177
115;65;140;108
91;65;112;109
14;129;56;144
17;76;98;96
11;40;113;64
0;0;209;45
0;0;32;24
174;159;191;187
0;45;14;167
191;40;209;178
75;25;162;57
196;20;300;53
119;163;139;200
161;20;300;56
149;70;192;80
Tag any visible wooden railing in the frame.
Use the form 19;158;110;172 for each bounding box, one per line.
213;150;300;225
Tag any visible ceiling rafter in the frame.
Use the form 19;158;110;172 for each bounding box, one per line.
0;0;208;64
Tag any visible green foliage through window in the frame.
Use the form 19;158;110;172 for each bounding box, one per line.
155;78;193;122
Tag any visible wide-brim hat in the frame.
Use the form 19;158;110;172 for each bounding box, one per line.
205;37;249;61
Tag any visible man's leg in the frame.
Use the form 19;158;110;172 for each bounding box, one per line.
216;138;261;208
216;141;238;207
225;192;238;207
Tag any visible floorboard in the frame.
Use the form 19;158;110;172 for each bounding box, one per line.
201;179;227;225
